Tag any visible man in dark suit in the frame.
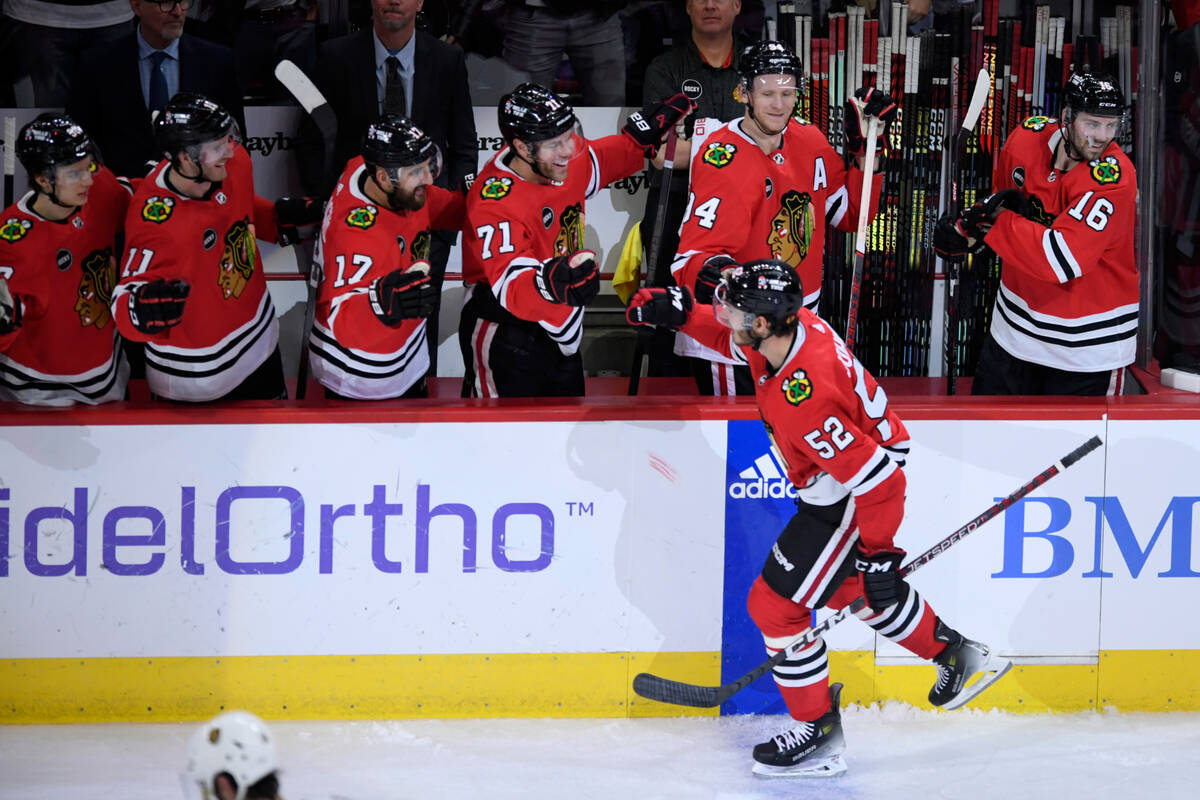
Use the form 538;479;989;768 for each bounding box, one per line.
297;0;477;374
68;0;244;180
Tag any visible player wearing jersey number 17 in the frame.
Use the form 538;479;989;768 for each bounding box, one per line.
627;259;1012;778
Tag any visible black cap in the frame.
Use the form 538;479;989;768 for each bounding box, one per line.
498;82;577;147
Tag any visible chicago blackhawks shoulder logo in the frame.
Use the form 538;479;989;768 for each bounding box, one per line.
1089;155;1121;185
0;217;32;243
1022;115;1057;131
218;218;257;300
781;368;813;406
480;176;513;200
142;195;175;224
769;190;816;266
703;141;737;168
346;205;378;230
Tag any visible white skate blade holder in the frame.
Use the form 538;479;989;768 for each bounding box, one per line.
941;650;1015;711
753;753;848;779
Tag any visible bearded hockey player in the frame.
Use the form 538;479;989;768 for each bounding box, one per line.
626;260;1012;778
0;113;131;405
937;72;1137;396
459;82;692;397
670;40;895;395
308;116;462;400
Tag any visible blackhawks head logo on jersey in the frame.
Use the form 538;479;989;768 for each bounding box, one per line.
552;203;585;256
218;218;257;300
75;248;116;329
781;368;813;405
412;229;431;262
768;191;816;266
702;141;737;168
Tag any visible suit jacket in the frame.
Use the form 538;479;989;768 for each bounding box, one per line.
296;29;477;198
68;32;245;180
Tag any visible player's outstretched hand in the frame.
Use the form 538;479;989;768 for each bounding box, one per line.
626;286;693;330
844;87;898;158
623;93;697;156
694;254;738;304
370;261;435;326
535;250;599;306
275;196;324;245
854;543;907;612
130;279;190;334
0;277;22;335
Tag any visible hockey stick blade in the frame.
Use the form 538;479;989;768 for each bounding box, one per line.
961;68;992;134
274;58;338;171
632;435;1103;708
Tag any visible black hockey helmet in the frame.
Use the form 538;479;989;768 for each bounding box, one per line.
1062;72;1126;118
17;113;100;182
738;41;804;88
361;114;442;176
498;82;578;147
715;259;804;336
153;92;237;160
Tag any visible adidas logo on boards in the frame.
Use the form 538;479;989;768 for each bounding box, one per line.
728;451;799;500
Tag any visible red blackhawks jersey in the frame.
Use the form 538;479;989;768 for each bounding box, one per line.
309;157;465;399
0;168;131;405
112;145;281;401
462;135;644;354
681;307;910;552
672;116;880;361
983;117;1138;371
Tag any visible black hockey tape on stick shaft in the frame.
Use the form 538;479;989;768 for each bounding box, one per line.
631;435;1103;708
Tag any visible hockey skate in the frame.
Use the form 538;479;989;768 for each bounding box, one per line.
929;620;1013;710
752;683;847;778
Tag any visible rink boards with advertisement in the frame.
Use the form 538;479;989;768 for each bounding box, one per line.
1;397;1197;723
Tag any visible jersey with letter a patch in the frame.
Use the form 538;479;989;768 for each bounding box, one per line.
309;157;464;398
983;120;1138;371
112;145;280;401
681;308;910;551
0;167;131;405
672;117;880;361
462;134;643;354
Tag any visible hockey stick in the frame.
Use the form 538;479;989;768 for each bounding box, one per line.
274;59;338;400
632;434;1102;708
843;116;880;353
943;68;991;396
3;116;15;210
627;127;679;396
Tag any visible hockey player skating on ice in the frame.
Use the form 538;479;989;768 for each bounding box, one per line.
670;40;895;395
626;260;1012;778
460;82;692;397
0;114;132;405
308;115;462;400
935;72;1137;396
182;710;282;799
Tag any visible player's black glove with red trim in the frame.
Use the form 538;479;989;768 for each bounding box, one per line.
935;190;1029;259
844;87;898;158
129;279;190;334
369;262;435;326
0;278;22;335
694;254;738;305
535;250;600;306
623;93;697;156
854;543;907;612
626;285;693;330
275;196;324;245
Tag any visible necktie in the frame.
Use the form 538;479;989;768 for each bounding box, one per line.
383;55;407;116
148;51;169;113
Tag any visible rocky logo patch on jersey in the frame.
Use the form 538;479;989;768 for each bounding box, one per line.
553;203;584;256
218;218;257;300
682;78;703;100
56;249;72;271
480;176;513;200
1022;115;1057;131
1012;166;1026;187
75;248;115;329
781;368;813;406
142;195;175;224
1089;155;1121;185
703;141;737;168
0;218;32;243
202;228;218;250
765;177;774;198
346;205;378;230
769;190;816;265
396;235;406;256
541;206;554;228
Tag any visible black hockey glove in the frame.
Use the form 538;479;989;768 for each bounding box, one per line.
694;254;738;305
933;215;986;260
956;189;1029;240
0;277;21;335
129;279;189;334
623;93;697;156
534;250;600;306
369;262;435;326
275;196;324;245
626;285;693;330
843;87;898;158
854;544;907;612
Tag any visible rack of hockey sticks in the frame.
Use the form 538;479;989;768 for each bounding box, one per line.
632;434;1102;708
